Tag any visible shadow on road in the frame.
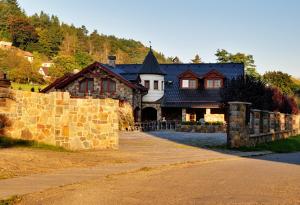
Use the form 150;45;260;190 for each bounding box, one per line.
145;131;300;166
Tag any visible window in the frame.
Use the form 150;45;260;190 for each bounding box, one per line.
206;79;222;89
182;80;189;88
189;80;197;88
181;79;197;89
101;78;116;94
154;80;159;90
161;81;164;90
79;78;94;94
144;80;150;89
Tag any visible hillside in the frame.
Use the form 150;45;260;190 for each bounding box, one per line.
0;0;172;83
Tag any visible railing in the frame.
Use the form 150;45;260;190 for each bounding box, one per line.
134;120;179;131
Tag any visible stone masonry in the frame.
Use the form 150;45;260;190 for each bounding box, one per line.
228;101;300;148
0;88;119;150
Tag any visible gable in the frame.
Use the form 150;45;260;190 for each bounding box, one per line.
56;62;137;90
203;69;225;79
178;69;200;79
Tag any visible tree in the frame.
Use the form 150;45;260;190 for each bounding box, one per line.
74;51;93;68
8;16;38;49
215;49;260;78
221;75;299;114
191;54;202;64
0;0;25;41
263;71;295;95
172;56;182;63
215;49;230;63
49;55;79;77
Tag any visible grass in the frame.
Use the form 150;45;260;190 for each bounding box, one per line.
211;135;300;153
237;135;300;153
0;196;21;205
0;136;68;152
11;82;47;92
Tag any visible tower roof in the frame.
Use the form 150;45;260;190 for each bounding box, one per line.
139;48;166;75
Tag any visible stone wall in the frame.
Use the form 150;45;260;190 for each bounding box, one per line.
119;100;135;131
0;88;119;150
227;101;300;148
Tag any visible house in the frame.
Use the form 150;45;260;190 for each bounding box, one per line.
0;41;12;49
42;48;244;122
38;62;54;78
23;51;33;63
0;41;34;63
38;67;49;77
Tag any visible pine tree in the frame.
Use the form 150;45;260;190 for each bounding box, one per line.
191;54;202;64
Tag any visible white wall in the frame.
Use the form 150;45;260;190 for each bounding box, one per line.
140;74;164;102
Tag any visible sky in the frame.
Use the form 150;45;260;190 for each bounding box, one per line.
18;0;300;77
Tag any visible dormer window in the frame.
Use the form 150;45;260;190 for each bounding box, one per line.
181;79;197;89
203;69;225;89
207;79;222;89
178;70;199;89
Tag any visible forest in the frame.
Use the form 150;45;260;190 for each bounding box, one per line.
0;0;172;83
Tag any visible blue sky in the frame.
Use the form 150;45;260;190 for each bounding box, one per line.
19;0;300;77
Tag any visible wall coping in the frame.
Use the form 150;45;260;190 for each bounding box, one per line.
228;101;252;105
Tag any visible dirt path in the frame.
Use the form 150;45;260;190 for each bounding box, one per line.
0;132;269;200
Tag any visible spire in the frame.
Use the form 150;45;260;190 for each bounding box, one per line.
139;47;165;75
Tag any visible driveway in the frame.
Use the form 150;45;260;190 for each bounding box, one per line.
0;131;269;201
147;131;227;147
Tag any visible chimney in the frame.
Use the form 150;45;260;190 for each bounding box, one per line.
108;55;116;68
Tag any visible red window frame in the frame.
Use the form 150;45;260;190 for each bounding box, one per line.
101;78;116;94
79;78;94;94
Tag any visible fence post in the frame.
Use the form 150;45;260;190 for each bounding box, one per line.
227;102;251;148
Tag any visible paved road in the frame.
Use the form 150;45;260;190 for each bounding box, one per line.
148;131;227;147
0;131;283;204
19;152;300;205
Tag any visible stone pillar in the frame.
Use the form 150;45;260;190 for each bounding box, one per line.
252;109;261;134
262;111;270;134
275;112;281;132
269;112;275;133
292;115;300;135
227;102;251;148
182;108;186;122
280;113;285;131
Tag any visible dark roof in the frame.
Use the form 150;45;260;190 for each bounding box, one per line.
114;63;244;107
41;62;147;93
138;49;166;75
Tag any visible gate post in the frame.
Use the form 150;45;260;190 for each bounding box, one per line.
227;102;251;148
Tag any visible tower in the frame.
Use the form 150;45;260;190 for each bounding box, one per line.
139;48;165;102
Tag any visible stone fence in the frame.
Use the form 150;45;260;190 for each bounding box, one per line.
0;88;119;150
227;102;300;148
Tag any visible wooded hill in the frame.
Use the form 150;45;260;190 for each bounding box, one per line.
0;0;172;83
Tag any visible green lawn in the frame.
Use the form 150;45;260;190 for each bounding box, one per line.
11;82;47;92
234;135;300;153
0;136;67;152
